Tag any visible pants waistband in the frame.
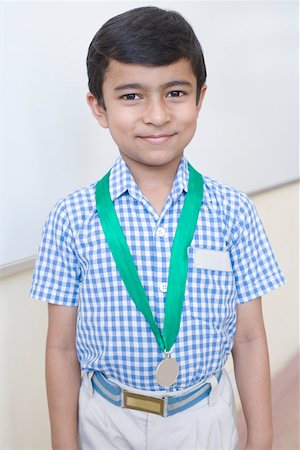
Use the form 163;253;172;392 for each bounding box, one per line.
85;371;223;418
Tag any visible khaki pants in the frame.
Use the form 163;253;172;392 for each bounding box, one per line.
78;370;238;450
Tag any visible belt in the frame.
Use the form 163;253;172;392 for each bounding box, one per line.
91;371;222;418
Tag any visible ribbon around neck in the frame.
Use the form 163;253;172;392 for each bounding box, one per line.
95;163;204;353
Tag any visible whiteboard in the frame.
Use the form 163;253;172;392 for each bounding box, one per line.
0;1;298;269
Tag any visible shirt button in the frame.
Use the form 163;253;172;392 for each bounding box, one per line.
156;227;165;237
160;282;168;293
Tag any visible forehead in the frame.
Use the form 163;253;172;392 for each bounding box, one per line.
103;58;197;90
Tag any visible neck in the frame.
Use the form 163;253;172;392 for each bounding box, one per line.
120;153;183;193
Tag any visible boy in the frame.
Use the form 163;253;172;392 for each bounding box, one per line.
30;7;286;450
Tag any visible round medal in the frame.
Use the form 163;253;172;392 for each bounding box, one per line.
156;357;179;387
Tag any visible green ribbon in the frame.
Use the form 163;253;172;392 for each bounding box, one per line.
96;163;204;353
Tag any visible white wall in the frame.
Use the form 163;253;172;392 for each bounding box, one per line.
0;181;298;450
1;0;298;267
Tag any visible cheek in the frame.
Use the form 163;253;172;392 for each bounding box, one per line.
176;103;198;120
106;112;131;136
106;113;137;149
179;108;198;131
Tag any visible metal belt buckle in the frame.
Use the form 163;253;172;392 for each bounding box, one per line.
123;390;165;416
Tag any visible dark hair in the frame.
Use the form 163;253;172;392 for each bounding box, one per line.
86;6;206;107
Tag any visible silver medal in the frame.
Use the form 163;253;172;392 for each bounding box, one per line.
156;353;179;387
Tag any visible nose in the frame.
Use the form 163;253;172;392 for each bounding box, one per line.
143;97;171;127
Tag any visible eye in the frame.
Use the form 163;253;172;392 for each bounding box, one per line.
167;91;185;98
121;93;140;101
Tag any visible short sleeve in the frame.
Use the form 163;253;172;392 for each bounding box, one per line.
30;199;81;306
230;193;286;304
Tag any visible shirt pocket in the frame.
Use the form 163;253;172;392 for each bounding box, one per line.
186;247;236;331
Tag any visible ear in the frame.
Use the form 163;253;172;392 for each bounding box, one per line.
86;93;109;128
196;84;207;114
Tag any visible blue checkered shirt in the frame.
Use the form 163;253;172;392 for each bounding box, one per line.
30;156;286;391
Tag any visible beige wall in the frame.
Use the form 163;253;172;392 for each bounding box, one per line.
0;181;298;450
0;270;50;450
249;181;299;374
226;181;299;405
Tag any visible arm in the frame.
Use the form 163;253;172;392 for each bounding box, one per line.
231;297;273;450
46;303;81;450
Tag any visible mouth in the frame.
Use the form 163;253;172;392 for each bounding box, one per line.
137;133;177;145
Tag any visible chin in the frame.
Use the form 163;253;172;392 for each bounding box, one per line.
120;148;184;167
140;157;179;168
144;151;184;166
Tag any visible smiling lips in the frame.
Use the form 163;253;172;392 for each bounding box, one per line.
137;133;177;144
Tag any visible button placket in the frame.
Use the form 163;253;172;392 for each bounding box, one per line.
159;282;168;293
156;227;165;238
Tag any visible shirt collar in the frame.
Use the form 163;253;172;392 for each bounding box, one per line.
109;155;189;202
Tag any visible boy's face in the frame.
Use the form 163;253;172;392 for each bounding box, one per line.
88;58;206;168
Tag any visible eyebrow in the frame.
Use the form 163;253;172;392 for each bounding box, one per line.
114;80;193;91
